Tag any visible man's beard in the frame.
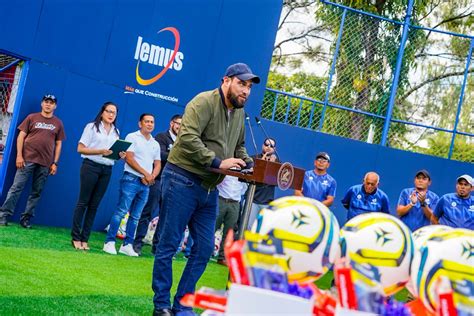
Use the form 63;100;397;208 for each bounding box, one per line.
227;90;245;109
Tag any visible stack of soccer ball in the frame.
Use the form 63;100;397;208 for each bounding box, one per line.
250;196;474;314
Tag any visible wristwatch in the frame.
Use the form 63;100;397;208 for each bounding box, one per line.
52;161;58;166
420;202;427;207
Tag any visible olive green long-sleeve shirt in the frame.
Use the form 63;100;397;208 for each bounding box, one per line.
168;88;252;189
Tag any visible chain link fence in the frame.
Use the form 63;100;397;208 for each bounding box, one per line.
262;1;473;163
0;53;22;164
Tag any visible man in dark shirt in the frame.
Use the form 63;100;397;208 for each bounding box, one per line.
133;114;182;255
0;94;66;228
247;137;278;229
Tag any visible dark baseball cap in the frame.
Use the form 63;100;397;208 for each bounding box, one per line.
224;63;260;84
415;169;431;180
316;152;330;161
42;94;57;103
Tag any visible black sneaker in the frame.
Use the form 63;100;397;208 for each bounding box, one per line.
0;216;8;226
153;308;174;316
20;217;32;229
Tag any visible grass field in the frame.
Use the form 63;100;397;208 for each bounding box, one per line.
0;224;407;315
0;224;228;315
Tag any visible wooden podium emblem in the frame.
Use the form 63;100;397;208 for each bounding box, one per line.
277;162;294;191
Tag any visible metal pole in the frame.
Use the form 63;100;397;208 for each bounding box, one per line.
318;8;347;131
380;0;414;146
448;38;474;159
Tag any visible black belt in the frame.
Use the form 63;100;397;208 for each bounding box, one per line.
219;196;239;203
83;158;112;168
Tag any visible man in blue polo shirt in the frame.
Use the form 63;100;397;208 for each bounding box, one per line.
295;151;336;207
432;174;473;229
396;170;439;232
341;171;390;221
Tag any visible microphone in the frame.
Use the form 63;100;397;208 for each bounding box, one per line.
245;113;259;157
255;116;281;161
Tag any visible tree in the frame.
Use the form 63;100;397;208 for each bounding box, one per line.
264;0;473;161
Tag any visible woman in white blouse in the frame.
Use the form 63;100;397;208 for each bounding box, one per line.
71;102;121;250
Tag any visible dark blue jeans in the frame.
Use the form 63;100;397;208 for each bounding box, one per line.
0;162;49;219
152;165;218;312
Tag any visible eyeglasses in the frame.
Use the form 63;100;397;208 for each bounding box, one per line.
172;121;181;126
316;158;328;162
264;142;274;147
104;109;117;115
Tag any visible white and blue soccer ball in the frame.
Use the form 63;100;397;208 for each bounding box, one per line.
410;228;474;314
339;213;414;295
406;225;453;296
251;196;340;283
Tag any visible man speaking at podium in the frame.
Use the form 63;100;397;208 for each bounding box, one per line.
152;63;259;316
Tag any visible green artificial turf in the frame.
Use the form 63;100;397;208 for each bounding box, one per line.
0;224;228;315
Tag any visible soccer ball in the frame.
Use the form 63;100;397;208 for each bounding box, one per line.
250;196;340;283
412;225;453;250
410;228;474;313
339;213;414;295
407;225;453;296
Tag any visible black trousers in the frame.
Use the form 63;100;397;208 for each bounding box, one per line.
133;179;162;251
71;159;112;242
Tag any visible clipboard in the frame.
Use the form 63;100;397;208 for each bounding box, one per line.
103;139;132;160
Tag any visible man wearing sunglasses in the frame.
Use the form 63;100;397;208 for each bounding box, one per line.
0;94;65;228
246;138;279;229
295;152;337;207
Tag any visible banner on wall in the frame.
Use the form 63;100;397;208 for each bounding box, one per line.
124;26;184;103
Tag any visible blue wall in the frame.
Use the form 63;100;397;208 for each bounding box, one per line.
0;0;282;228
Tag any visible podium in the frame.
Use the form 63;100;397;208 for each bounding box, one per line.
211;158;305;239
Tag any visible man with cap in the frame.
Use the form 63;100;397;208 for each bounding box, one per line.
432;174;474;229
0;94;66;228
295;152;337;207
396;170;439;232
151;63;258;316
341;171;390;221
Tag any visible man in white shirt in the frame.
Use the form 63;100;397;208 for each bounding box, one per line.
103;113;161;256
214;175;248;265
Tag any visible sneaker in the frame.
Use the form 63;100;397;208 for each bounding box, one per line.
119;244;139;257
20;217;32;229
103;242;117;255
0;216;8;226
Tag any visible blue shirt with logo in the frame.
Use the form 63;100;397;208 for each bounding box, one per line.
433;193;474;230
302;171;337;203
341;184;390;221
397;188;439;232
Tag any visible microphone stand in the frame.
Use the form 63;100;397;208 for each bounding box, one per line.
245;113;259;157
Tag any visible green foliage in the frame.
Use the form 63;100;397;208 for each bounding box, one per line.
268;0;473;161
420;134;474;162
